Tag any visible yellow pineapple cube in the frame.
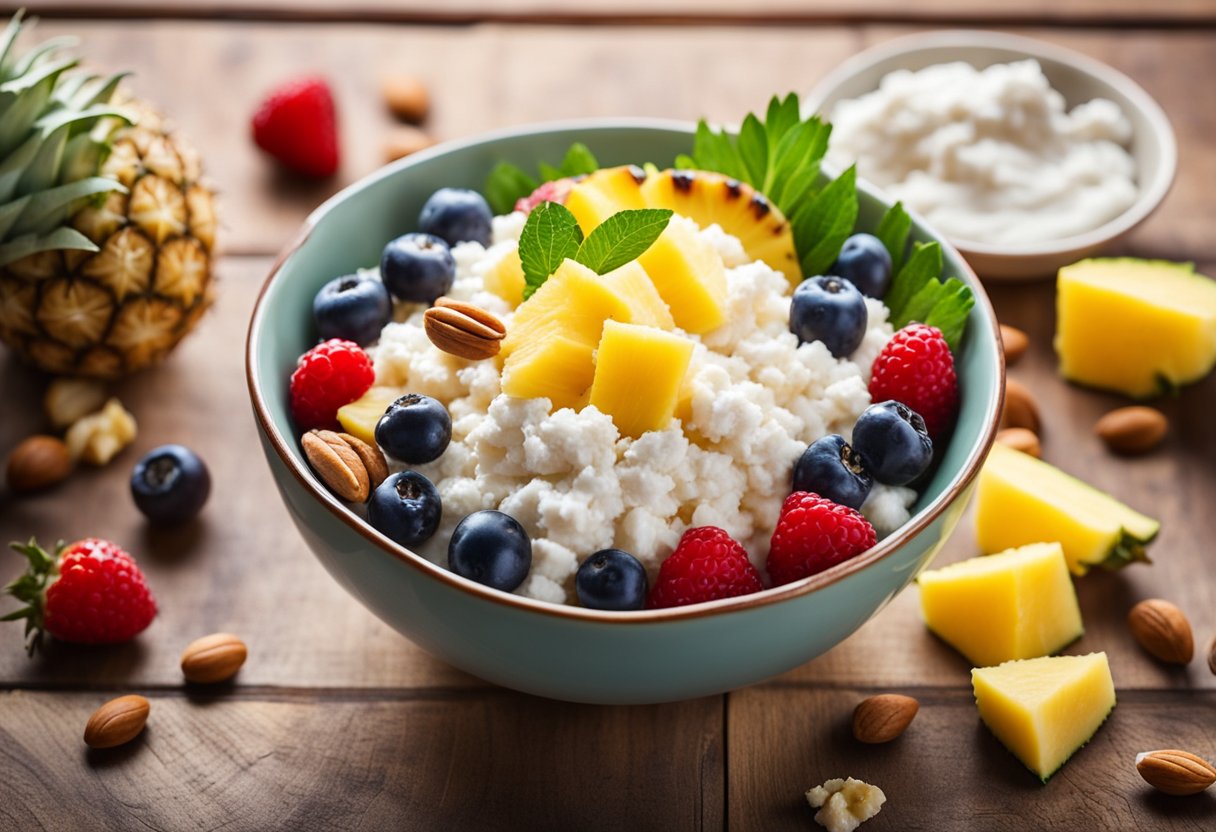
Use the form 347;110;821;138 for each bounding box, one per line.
482;246;525;308
590;320;694;437
601;261;674;330
565;165;647;235
501;334;596;411
500;259;635;359
637;219;728;334
337;387;401;446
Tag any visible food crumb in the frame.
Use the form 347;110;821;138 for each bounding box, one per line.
805;777;886;832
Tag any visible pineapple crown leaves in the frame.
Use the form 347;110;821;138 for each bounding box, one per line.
2;537;63;656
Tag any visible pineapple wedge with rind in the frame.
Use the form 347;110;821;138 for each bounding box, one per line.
565;166;647;235
589;321;693;438
337;387;401;447
636;219;728;334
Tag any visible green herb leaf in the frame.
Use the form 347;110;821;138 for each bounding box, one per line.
537;162;563;182
518;201;583;300
883;241;973;351
575;208;673;275
885;241;942;321
793;165;857;277
875;202;912;272
484;162;537;215
557;142;599;177
736;113;768;189
923;278;975;351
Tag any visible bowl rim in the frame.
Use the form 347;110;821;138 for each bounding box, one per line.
246;116;1005;625
804;28;1178;259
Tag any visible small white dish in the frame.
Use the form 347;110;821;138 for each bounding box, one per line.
805;30;1177;282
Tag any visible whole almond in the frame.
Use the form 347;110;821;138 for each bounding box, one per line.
337;432;388;489
424;298;506;361
1136;749;1216;796
6;435;73;493
384;125;435;163
1128;599;1194;665
84;694;150;749
381;74;430;122
999;324;1029;365
852;693;919;743
995;427;1040;458
302;429;371;502
1000;379;1040;434
1095;406;1167;455
181;633;247;684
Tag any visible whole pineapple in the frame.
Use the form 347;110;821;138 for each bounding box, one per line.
0;11;216;379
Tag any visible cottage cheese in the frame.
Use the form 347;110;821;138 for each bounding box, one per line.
368;214;914;604
826;59;1137;245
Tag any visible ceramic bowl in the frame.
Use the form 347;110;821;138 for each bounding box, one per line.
246;119;1004;704
805;30;1177;281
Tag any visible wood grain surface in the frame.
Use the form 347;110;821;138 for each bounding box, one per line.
1;13;1215;832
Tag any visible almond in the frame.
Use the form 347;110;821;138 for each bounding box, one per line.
84;694;150;749
424;298;506;361
6;435;73;493
999;324;1029;365
384;125;435;163
1094;406;1167;455
852;693;918;744
1136;749;1216;796
995;427;1040;458
302;429;372;502
1000;379;1040;434
181;633;247;684
337;432;388;490
1127;599;1194;665
381;74;430;122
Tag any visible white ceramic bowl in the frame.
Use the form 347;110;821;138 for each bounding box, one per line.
805;30;1177;281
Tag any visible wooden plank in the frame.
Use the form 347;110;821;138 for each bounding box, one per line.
14;22;1214;261
0;688;724;831
728;686;1216;832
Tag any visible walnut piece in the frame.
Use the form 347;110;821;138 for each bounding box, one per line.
805;777;886;832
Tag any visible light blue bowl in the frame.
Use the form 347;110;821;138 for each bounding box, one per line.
246;119;1004;704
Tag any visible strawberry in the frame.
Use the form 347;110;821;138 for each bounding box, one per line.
289;338;375;431
647;526;764;609
766;492;876;587
868;323;959;441
252;77;340;178
3;538;157;655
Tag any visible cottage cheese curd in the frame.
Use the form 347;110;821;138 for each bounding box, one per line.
368;214;914;605
826;59;1137;245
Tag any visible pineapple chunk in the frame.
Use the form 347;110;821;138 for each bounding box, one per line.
972;653;1116;782
565;165;647;235
636;219;728;334
918;543;1083;667
337;387;400;447
501;260;635;359
976;443;1159;575
502;334;596;411
601;261;674;330
482;246;525;308
589;320;693;437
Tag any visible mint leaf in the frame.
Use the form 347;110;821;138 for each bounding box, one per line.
484;162;537;215
558;143;599;177
876;202;912;272
575;208;672;275
885;241;942;321
736;113;768;189
884;241;973;351
691;120;745;181
518;201;583;300
793;165;858;277
923;278;975;350
538;162;563;182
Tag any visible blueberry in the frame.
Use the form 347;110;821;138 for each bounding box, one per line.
448;510;531;592
375;393;451;464
312;272;392;345
380;233;455;304
418;187;493;247
790;275;867;358
575;549;648;611
130;444;211;524
792;435;873;509
368;471;442;547
851;400;934;486
832;233;893;299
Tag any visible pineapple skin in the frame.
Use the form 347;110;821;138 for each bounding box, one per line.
0;110;217;379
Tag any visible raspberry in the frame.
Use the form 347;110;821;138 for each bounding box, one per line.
766;492;876;587
647;526;764;609
868;323;959;441
289;339;374;431
252;77;339;178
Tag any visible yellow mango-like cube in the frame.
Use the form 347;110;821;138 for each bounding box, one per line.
636;219;728;334
501;259;635;358
589;320;693;437
565;165;647;235
502;334;596;412
337;387;401;446
482;246;524;308
972;653;1116;782
918;543;1083;667
601;261;674;330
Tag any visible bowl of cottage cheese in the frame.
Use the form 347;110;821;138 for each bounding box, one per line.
806;30;1177;280
247;119;1004;703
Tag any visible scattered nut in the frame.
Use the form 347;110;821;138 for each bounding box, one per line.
381;74;430;122
1000;379;1040;434
302;429;373;502
181;633;248;684
852;693;919;743
1094;406;1167;455
84;694;150;749
1136;749;1216;796
337;432;388;489
6;435;73;492
995;427;1040;458
1127;599;1194;665
384;125;436;163
64;398;137;465
423;297;507;360
44;377;108;429
806;777;886;832
999;324;1029;365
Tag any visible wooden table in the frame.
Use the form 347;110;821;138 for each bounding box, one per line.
2;3;1214;830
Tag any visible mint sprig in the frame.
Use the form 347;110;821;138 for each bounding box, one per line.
884;238;974;351
484;142;600;215
518;202;672;299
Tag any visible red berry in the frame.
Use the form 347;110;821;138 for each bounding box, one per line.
868;323;959;441
252;77;340;178
4;538;157;654
514;177;576;215
289;339;374;431
766;492;876;587
647;526;764;609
